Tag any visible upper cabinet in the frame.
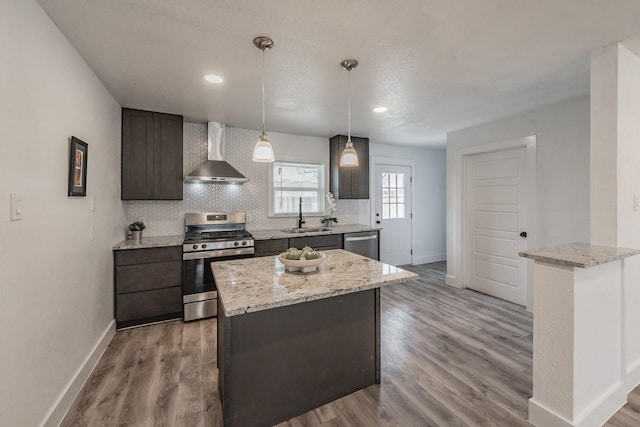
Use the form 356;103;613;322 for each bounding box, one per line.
329;135;369;199
122;108;183;200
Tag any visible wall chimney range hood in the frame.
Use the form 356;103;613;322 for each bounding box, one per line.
184;122;248;183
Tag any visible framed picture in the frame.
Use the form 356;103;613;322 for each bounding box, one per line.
68;136;88;197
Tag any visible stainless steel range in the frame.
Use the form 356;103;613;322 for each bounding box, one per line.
182;212;254;321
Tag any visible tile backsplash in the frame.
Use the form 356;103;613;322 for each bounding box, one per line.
124;123;370;236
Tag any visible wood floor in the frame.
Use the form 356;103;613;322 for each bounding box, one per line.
61;262;640;426
60;317;222;426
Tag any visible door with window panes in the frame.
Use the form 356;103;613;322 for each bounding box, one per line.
374;164;412;266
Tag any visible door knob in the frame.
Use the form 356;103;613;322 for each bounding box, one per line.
376;220;381;224
520;231;527;238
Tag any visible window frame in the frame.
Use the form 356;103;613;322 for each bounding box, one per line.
268;161;326;217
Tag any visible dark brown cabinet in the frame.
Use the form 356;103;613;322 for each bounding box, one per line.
289;234;342;251
114;246;183;329
255;239;288;257
329;135;369;199
122;108;183;200
255;235;343;257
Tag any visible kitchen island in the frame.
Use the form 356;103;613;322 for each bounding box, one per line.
213;249;417;427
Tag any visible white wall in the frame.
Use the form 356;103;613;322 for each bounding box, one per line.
446;96;590;296
591;42;640;391
616;45;640;393
616;47;640;247
592;43;640;247
0;1;125;426
125;124;370;235
369;143;447;264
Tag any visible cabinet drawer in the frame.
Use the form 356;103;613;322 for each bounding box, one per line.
289;234;342;250
116;260;182;294
255;239;288;257
115;246;181;266
116;286;182;324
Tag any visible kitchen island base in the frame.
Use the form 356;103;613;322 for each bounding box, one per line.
217;288;380;427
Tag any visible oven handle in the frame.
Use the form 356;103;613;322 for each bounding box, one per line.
183;247;255;260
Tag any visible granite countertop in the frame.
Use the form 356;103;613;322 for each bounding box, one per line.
112;224;379;250
213;249;417;316
519;242;640;268
249;224;381;240
112;235;184;250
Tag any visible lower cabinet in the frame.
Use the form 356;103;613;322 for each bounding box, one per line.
289;234;342;251
116;287;182;325
255;239;288;257
255;234;343;257
114;246;182;329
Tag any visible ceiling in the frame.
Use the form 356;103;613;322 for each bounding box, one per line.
37;0;640;148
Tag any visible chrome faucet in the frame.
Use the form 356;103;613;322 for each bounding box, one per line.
298;197;306;228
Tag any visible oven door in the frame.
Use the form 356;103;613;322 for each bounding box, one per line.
182;248;255;295
182;248;254;321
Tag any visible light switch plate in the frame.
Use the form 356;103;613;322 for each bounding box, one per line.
10;193;23;221
90;196;96;212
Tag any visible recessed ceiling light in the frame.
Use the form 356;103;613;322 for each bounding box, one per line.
373;106;388;113
204;74;224;84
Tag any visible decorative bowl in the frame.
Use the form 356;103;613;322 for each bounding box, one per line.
278;252;326;273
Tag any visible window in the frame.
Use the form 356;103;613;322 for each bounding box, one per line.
382;172;405;219
271;161;325;215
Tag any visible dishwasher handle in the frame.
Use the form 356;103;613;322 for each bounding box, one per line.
345;235;377;242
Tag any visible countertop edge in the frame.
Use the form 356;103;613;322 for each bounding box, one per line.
250;224;381;241
221;272;417;316
112;225;381;249
519;242;640;268
112;235;184;250
214;249;418;317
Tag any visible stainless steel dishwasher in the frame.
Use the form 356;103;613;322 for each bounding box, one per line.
343;231;379;260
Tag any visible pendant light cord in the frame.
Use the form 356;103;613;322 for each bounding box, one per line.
347;69;351;143
262;48;266;135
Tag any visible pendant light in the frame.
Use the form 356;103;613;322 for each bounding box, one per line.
339;59;359;167
252;36;275;162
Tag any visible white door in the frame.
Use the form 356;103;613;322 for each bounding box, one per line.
464;147;527;306
374;164;412;266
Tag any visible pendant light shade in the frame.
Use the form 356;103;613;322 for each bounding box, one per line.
339;140;359;166
339;59;359;167
253;132;275;162
253;36;275;163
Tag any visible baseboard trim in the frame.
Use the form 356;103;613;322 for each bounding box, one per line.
528;382;626;427
574;382;626;426
529;398;572;427
413;253;446;265
445;274;462;288
40;319;116;427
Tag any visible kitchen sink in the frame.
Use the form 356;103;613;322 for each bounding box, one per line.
281;227;332;234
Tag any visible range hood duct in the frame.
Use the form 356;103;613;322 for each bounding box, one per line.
184;122;248;183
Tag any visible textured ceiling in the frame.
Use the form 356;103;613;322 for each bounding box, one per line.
37;0;640;147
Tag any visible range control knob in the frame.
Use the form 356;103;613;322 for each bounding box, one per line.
202;244;207;249
192;245;198;250
234;241;240;246
241;241;247;246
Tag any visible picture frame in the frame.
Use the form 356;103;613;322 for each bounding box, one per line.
68;136;88;197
